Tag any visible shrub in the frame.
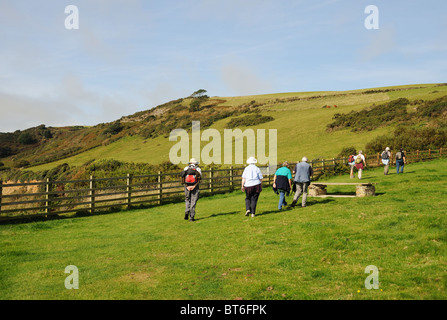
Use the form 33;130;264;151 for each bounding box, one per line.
327;98;410;132
189;99;202;112
13;160;30;168
18;132;37;145
337;146;357;158
103;121;123;135
365;126;447;154
226;115;274;128
43;129;53;139
0;146;13;157
315;163;350;180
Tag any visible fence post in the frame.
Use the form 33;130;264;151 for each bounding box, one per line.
89;175;95;214
230;166;234;190
45;178;51;216
269;166;273;185
126;173;132;209
209;168;214;194
417;150;419;161
429;149;431;158
441;148;443;157
377;153;380;166
157;171;162;205
0;179;2;214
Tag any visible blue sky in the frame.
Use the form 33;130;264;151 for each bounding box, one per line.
0;0;446;132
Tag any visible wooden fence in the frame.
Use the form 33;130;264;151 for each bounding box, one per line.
0;148;443;222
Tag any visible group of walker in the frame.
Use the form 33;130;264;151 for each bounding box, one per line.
181;148;407;221
348;148;407;179
180;156;313;221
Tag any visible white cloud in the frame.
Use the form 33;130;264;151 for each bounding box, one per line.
220;61;273;96
360;27;397;61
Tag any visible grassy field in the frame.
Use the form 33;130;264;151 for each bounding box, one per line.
1;158;446;300
27;83;447;172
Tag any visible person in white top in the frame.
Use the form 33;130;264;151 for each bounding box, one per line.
354;151;366;180
241;157;263;217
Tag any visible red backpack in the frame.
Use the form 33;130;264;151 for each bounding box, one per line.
348;155;355;163
183;166;200;185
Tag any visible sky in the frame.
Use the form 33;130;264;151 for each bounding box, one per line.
0;0;446;132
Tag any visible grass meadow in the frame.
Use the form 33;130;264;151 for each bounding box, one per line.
1;158;446;300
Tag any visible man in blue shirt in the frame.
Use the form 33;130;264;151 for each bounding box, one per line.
291;157;313;208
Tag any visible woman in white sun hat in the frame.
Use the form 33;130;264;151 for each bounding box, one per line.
241;156;263;217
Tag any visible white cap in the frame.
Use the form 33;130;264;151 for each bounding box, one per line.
301;156;308;162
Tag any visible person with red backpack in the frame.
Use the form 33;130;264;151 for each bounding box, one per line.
181;158;202;222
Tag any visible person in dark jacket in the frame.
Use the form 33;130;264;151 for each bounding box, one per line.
181;158;201;221
395;148;406;174
291;157;313;208
273;161;293;210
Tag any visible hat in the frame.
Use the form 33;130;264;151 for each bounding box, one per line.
385;147;390;151
246;156;257;164
189;158;199;164
301;157;308;162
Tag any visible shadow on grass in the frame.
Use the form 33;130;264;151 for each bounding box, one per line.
0;196;188;226
257;198;336;216
195;211;240;221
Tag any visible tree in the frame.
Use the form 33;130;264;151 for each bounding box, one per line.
189;89;209;112
190;89;208;99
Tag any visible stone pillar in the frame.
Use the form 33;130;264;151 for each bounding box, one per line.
356;184;375;197
309;184;327;197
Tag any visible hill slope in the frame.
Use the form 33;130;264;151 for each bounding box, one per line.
1;83;447;178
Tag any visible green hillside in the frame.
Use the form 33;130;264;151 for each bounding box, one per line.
1;83;447;180
1;158;446;299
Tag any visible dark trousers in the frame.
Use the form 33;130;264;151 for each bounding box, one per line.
245;184;261;215
185;186;199;220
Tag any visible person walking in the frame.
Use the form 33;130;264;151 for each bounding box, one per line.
273;161;292;210
395;148;406;174
181;158;202;222
354;151;366;180
241;157;263;217
381;147;391;175
291;157;313;208
348;152;356;178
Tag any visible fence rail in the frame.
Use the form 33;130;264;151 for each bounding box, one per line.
0;148;443;222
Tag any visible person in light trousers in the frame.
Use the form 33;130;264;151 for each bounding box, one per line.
291;157;313;208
